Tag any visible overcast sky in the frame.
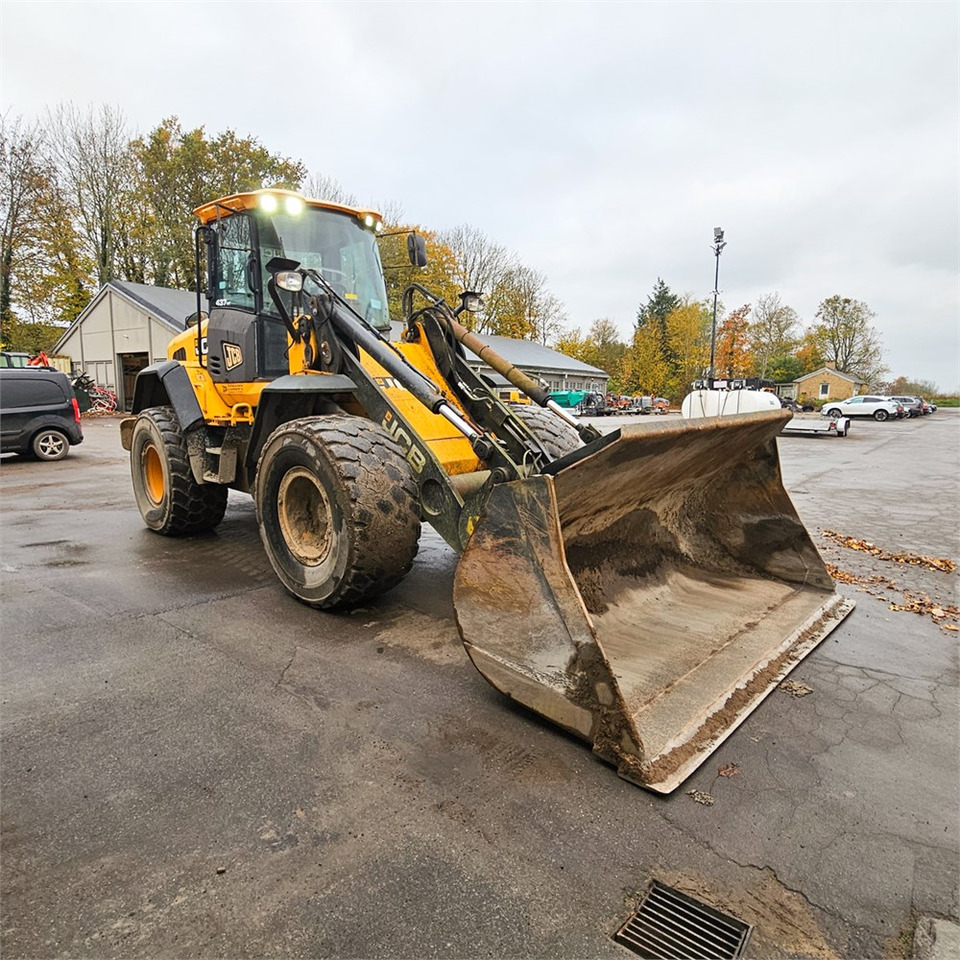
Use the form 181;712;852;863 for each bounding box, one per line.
2;1;958;389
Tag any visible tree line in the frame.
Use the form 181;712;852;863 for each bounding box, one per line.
1;107;567;352
556;280;892;400
3;105;900;398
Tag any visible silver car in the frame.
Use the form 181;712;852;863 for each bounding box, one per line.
822;395;904;422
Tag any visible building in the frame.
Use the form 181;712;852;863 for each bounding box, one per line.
54;282;608;410
792;365;867;403
53;281;201;410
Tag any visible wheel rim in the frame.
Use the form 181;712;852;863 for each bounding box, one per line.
277;467;333;566
142;443;165;504
38;433;66;458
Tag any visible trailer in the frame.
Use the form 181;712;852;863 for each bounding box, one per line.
781;414;851;437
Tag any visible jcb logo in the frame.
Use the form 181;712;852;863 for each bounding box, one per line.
381;412;427;474
223;342;243;371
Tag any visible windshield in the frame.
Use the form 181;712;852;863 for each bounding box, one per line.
255;206;390;331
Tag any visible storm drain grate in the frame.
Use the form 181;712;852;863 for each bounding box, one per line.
614;881;752;959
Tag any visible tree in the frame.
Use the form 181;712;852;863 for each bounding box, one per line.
130;117;306;290
483;264;567;341
553;319;627;391
620;322;670;396
1;115;51;343
795;330;824;374
45;103;134;287
439;224;514;303
811;295;887;384
714;304;753;378
766;353;804;384
303;172;358;206
636;277;681;378
378;225;461;321
749;292;799;378
666;301;711;397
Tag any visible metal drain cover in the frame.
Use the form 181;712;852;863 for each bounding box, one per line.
614;881;752;959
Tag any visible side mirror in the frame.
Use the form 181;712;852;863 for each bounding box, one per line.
407;233;427;268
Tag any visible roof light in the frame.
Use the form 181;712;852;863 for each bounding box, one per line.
285;195;304;215
364;214;375;228
260;194;278;213
375;220;383;233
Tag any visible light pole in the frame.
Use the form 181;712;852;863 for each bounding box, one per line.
708;226;726;383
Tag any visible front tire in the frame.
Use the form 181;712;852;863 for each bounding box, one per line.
507;404;583;460
32;428;70;461
255;416;421;609
825;407;843;418
130;406;228;535
874;409;889;422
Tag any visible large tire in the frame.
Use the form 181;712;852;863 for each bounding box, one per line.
825;407;843;418
31;428;70;461
130;406;228;535
255;415;421;609
874;409;889;422
507;404;583;460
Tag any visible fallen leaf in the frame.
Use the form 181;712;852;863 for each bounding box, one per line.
943;624;958;632
780;680;814;698
717;763;741;778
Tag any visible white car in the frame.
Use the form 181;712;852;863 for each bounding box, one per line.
822;395;903;421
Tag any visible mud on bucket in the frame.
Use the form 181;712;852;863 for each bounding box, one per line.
453;410;854;793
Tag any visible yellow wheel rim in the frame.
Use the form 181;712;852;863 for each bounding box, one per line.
142;444;165;505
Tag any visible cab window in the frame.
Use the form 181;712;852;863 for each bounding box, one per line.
214;214;256;312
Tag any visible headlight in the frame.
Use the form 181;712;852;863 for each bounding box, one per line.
275;271;303;292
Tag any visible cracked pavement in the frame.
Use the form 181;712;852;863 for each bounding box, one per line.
1;411;957;958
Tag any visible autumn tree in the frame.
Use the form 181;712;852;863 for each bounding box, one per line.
483;264;567;341
554;319;627;391
378;226;461;321
794;329;824;374
714;304;753;378
129;117;305;290
749;292;799;378
811;295;887;384
666;301;711;396
620;322;670;396
1;115;51;343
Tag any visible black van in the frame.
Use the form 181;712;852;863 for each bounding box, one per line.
0;368;84;460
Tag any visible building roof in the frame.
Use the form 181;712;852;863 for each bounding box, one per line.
52;280;200;354
388;322;607;377
793;366;866;385
112;281;201;330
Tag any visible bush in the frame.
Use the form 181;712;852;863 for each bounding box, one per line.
931;395;959;408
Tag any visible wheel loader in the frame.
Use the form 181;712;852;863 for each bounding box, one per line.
120;189;853;793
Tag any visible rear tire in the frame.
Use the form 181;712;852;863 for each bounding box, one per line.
130;406;228;535
32;428;70;461
255;415;421;609
507;404;583;460
874;409;889;422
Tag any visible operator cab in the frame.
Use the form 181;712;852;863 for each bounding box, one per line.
195;190;390;383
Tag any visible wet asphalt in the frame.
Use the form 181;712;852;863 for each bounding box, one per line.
1;410;957;959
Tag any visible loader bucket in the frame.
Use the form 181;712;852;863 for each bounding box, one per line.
453;410;854;793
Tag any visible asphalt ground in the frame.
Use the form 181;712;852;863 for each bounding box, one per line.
1;410;957;959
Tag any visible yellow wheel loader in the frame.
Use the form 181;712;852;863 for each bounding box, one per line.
120;189;853;793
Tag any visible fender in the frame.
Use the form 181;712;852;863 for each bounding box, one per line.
132;361;205;432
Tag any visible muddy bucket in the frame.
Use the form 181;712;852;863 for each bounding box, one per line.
453;410;854;793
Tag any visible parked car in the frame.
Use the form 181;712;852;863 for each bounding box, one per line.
822;395;903;422
0;368;83;460
890;396;923;418
917;397;936;414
